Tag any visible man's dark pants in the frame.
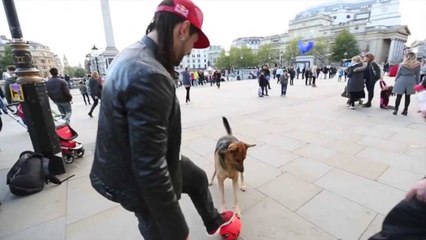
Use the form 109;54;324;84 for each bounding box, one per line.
131;156;223;240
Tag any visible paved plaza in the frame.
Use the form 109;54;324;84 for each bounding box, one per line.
0;76;425;240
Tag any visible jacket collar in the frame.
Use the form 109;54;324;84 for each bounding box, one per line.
142;36;159;52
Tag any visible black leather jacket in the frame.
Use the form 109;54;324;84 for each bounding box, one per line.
90;36;188;239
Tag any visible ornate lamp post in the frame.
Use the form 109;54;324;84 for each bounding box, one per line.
85;54;92;74
2;0;64;174
91;45;100;74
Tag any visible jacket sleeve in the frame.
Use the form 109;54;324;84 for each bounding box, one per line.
62;81;72;101
125;73;188;240
395;65;402;81
415;65;421;84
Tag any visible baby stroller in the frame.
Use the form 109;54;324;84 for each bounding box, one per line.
6;103;84;164
53;114;85;164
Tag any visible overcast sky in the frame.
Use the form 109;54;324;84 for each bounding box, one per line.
0;0;425;66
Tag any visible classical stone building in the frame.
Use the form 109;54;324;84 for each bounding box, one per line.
0;35;63;78
181;48;209;70
29;41;63;78
233;0;410;66
409;39;426;60
289;0;408;64
179;45;224;70
232;37;263;52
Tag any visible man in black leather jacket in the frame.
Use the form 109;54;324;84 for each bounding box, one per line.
90;0;236;239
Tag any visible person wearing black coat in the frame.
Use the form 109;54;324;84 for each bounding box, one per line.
46;68;73;124
346;56;365;109
258;70;268;96
87;71;101;118
288;67;296;85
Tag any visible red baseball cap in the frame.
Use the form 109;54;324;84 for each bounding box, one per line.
156;0;210;49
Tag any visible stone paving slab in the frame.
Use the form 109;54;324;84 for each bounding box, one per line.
0;77;424;239
241;198;337;240
257;173;322;211
358;214;386;240
280;158;333;183
324;154;389;180
297;190;376;240
316;169;405;215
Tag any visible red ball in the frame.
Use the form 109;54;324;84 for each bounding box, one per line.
219;215;242;240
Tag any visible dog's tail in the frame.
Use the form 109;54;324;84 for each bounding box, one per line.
222;117;232;135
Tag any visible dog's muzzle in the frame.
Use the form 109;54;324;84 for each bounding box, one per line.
235;164;244;173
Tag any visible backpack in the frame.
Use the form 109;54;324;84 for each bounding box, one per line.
6;151;74;196
370;62;382;81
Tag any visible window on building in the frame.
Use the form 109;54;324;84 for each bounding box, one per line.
204;59;207;62
198;59;200;63
333;16;337;19
198;64;201;68
355;26;359;30
197;54;200;57
193;59;195;63
346;15;350;19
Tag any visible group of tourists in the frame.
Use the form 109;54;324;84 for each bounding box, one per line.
180;67;223;103
344;52;424;118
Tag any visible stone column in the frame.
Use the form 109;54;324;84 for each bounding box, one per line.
101;0;115;48
100;0;119;72
395;39;400;63
388;38;396;64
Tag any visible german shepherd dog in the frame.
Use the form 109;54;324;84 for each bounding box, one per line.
209;117;255;216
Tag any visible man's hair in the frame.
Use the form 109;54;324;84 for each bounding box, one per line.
49;68;59;76
146;0;198;74
7;65;16;71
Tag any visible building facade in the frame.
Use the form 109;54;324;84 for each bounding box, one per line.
232;37;263;52
233;0;409;65
409;39;426;60
0;35;63;78
288;0;407;64
208;45;224;68
29;41;64;78
180;46;224;70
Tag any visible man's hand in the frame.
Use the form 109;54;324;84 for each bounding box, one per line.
405;179;426;202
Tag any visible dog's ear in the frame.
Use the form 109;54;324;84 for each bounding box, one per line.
244;143;256;149
227;143;239;152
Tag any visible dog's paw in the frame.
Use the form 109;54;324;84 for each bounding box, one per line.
220;206;227;213
240;185;247;192
234;207;241;218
